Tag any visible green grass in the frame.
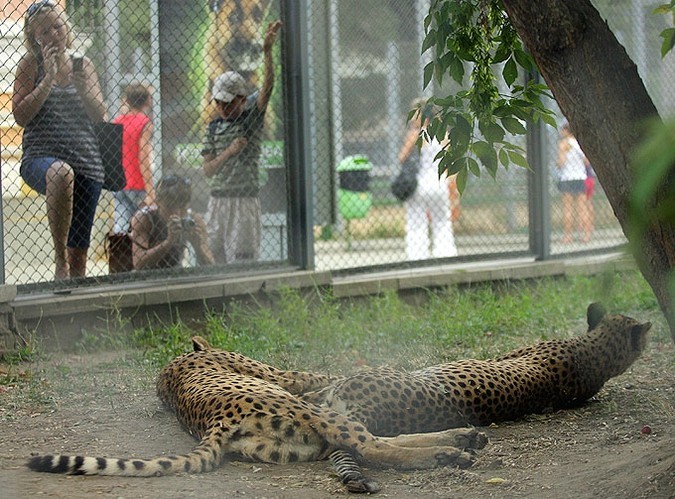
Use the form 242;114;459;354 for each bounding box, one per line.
127;270;666;373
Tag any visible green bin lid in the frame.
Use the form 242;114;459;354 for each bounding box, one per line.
336;155;372;172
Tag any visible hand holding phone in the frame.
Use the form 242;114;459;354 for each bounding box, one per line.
71;54;83;73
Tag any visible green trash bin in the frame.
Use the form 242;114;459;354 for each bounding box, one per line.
337;155;372;220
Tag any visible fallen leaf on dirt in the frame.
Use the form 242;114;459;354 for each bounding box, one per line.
486;477;507;485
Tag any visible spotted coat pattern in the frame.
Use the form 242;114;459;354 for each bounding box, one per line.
26;337;482;478
301;303;652;436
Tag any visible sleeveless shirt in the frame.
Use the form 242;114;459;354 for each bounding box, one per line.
113;112;151;190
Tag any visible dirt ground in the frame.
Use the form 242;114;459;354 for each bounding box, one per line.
1;337;673;499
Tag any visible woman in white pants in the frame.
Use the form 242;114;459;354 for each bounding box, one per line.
399;102;457;260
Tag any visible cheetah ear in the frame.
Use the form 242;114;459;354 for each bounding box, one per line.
587;302;607;330
191;336;212;352
631;322;651;351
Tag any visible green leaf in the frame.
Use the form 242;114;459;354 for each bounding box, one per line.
501;116;527;135
660;28;675;58
467;156;481;177
472;140;498;177
484;122;505;143
423;62;434;88
455;114;473;142
540;112;558;128
652;4;673;15
493;42;511;64
499;148;510;168
422;30;437;54
513;48;534;71
449;56;465;84
502;57;518;86
507;150;530;169
456;166;468;194
446;157;465;176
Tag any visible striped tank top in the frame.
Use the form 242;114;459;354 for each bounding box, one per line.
20;60;104;183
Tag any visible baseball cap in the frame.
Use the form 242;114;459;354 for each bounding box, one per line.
211;71;248;103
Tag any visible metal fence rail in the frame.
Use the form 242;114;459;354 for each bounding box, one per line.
0;0;671;294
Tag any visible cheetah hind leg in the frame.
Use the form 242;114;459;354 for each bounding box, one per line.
329;450;381;494
381;428;488;450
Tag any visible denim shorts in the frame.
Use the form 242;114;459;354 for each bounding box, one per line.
557;179;586;195
21;157;102;249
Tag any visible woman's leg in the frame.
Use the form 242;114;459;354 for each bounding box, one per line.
576;192;592;242
45;162;75;279
68;247;88;278
406;198;430;260
68;175;103;278
560;192;574;243
429;186;457;258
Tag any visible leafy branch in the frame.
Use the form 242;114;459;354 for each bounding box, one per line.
654;1;675;57
419;0;556;192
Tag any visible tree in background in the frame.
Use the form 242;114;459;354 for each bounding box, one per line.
421;0;675;340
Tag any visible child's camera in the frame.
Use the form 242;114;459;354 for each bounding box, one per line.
181;216;196;230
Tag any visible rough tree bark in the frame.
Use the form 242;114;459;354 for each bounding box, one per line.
501;0;675;340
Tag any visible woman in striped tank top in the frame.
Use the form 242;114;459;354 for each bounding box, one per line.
12;1;107;280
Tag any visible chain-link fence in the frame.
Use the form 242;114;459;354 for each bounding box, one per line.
1;0;672;294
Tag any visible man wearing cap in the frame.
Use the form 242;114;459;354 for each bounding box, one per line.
201;20;282;264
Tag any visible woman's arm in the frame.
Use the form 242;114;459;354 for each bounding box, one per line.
556;138;570;168
71;56;107;122
131;211;179;270
12;54;54;127
398;124;420;163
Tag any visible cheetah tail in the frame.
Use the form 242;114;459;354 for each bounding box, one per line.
329;450;381;493
26;429;227;477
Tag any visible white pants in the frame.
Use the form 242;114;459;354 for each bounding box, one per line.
205;196;261;264
405;180;457;260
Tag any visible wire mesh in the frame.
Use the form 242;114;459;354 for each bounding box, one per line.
0;0;671;293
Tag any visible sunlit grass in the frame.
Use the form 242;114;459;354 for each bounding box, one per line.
127;270;665;373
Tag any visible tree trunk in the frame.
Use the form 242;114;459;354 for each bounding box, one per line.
501;0;675;340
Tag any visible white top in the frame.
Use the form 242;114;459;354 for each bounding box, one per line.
418;138;447;189
559;137;587;181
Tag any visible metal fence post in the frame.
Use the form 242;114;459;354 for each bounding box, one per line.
282;0;314;269
527;70;551;261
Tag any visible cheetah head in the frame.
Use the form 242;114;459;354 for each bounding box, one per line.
585;302;652;377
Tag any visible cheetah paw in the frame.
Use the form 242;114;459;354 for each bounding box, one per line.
454;428;488;450
434;449;476;469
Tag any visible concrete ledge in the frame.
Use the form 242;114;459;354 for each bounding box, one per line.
7;253;634;353
331;253;631;298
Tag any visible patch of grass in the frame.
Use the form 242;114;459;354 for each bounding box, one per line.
1;343;38;365
125;270;664;372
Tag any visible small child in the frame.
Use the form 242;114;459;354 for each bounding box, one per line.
112;83;155;233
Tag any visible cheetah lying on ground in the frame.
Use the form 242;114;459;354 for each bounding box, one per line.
27;303;649;491
27;337;484;492
301;303;651;436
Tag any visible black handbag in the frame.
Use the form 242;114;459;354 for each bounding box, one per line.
391;150;419;202
94;122;126;191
